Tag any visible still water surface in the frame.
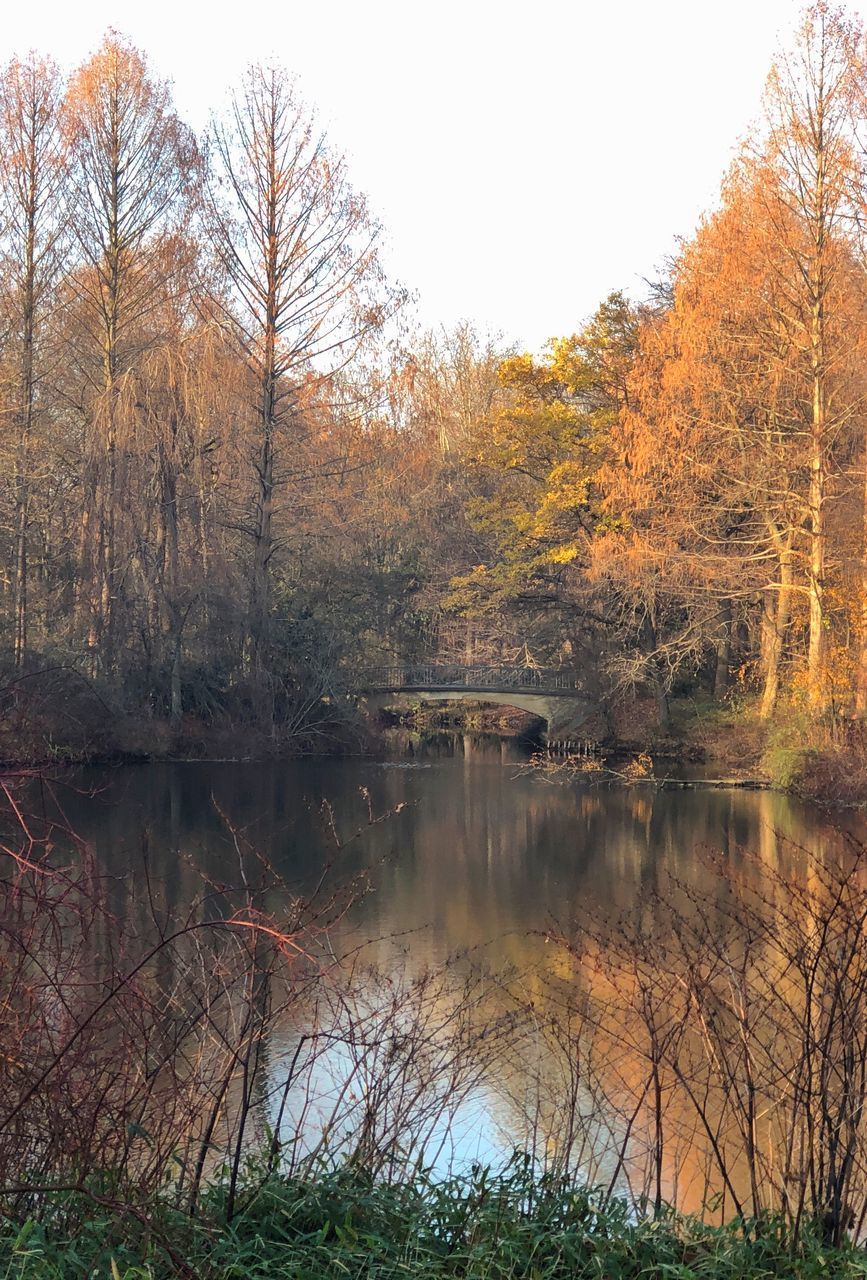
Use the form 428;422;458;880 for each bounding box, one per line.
55;736;858;960
32;735;866;1204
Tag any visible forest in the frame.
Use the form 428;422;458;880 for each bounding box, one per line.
12;12;867;1277
1;4;867;778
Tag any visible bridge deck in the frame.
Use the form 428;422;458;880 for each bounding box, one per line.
357;665;584;696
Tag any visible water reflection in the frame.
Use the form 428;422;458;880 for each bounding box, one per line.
19;741;867;1208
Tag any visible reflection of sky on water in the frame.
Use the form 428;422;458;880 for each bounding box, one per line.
264;990;631;1187
268;1034;502;1177
20;738;866;1201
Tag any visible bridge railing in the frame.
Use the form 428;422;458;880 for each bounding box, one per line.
357;665;583;693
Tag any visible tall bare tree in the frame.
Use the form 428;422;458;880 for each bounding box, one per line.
759;1;865;709
205;64;395;679
63;32;197;669
0;54;66;666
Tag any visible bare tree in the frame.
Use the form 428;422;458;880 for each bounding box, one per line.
205;64;396;681
62;32;197;669
759;2;865;709
0;54;66;666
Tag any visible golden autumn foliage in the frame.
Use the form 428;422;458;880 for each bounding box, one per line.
447;295;636;617
4;7;867;753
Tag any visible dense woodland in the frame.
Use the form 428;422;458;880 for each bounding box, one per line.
3;5;867;759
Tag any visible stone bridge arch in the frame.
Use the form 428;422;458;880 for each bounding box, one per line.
356;666;597;742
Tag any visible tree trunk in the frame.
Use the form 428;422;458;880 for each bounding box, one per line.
245;129;279;689
13;204;36;669
760;540;794;720
98;239;120;673
807;360;826;710
806;77;828;712
248;405;275;673
855;444;867;715
159;428;183;726
640;613;669;731
170;632;183;727
713;598;732;699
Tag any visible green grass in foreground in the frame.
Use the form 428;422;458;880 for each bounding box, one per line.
1;1161;867;1279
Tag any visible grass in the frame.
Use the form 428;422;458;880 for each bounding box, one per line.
2;1159;867;1278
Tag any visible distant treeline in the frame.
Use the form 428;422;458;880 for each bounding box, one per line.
2;6;867;755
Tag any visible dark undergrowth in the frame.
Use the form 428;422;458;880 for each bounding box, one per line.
2;1160;867;1279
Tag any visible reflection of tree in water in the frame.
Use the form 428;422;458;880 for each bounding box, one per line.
498;829;867;1240
9;760;867;1231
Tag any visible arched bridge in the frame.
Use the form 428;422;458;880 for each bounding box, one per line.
356;666;597;740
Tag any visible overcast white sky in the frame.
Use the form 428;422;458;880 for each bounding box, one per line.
2;0;809;350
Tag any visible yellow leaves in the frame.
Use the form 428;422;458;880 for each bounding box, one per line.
445;563;502;616
547;545;579;565
541;461;591;507
497;353;536;390
448;301;639;617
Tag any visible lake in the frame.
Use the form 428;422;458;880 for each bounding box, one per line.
15;734;865;1217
